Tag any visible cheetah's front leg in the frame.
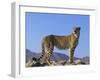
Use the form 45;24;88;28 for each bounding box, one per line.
69;48;75;64
45;49;53;65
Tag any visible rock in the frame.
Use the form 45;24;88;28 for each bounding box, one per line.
74;59;81;64
81;56;90;64
26;49;90;66
26;59;35;67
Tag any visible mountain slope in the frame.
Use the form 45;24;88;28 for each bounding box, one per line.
26;49;69;62
26;49;90;65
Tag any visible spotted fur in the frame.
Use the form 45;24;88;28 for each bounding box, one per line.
40;27;81;65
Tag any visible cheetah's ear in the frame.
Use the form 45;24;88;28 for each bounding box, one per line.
73;26;81;31
78;27;81;30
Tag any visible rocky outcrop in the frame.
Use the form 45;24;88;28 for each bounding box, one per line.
26;49;90;67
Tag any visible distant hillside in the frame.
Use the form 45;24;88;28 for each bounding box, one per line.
50;52;69;61
26;49;90;66
81;56;90;64
26;49;41;62
26;49;69;62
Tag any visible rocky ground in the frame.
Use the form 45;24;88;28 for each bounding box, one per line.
26;58;89;67
26;49;90;67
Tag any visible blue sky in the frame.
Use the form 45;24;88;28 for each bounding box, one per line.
25;12;89;58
